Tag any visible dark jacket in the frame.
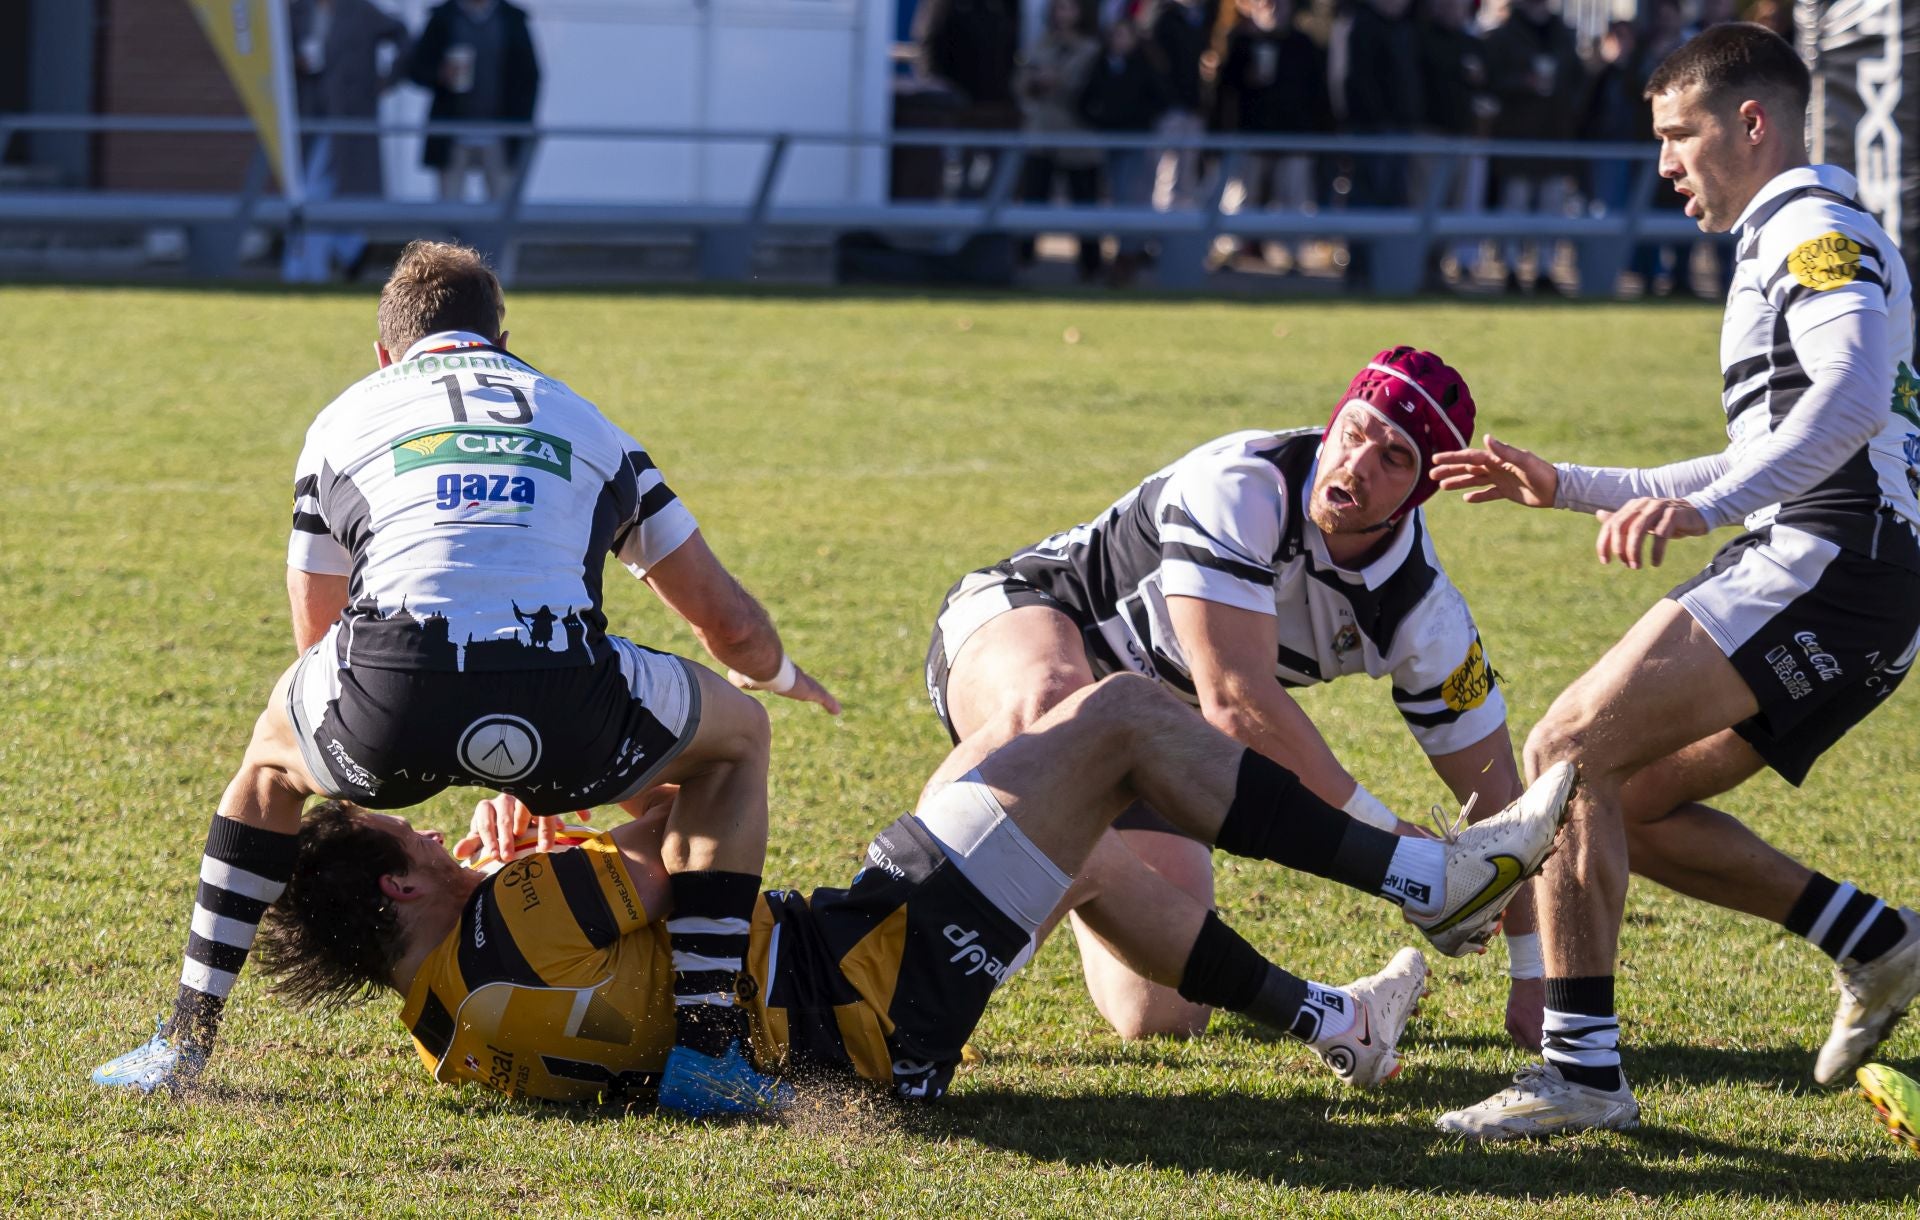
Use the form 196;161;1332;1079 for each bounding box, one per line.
1344;2;1421;132
1149;0;1214;113
1078;50;1173;132
407;0;540;170
291;0;410;197
1484;8;1583;143
1414;20;1486;136
1213;22;1332;135
1580;56;1651;143
915;0;1021;108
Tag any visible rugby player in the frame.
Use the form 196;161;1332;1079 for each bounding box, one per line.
251;675;1578;1111
92;241;839;1110
925;348;1546;1045
1430;24;1920;1138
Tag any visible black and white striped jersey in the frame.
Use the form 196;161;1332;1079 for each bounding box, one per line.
1000;429;1506;755
1715;165;1918;561
287;332;697;672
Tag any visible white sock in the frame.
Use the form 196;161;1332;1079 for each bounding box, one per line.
1302;982;1356;1041
1382;837;1446;920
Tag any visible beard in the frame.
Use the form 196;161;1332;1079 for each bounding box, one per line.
1308;475;1391;534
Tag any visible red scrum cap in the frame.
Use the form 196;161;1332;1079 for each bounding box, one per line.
1325;346;1476;520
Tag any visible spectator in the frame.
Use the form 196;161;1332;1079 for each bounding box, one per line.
1579;20;1660;292
1484;0;1583;293
285;0;409;283
915;0;1022;195
1212;0;1330;268
407;0;540;202
1078;20;1171;282
1148;0;1215;209
1016;0;1104;278
1414;0;1492;284
1342;0;1421;284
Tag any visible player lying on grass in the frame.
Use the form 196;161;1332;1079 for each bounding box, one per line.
1428;24;1920;1139
925;347;1545;1047
91;240;838;1101
252;674;1576;1111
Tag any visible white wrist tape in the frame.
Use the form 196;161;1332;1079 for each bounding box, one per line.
1505;932;1545;980
734;654;797;695
1341;784;1399;832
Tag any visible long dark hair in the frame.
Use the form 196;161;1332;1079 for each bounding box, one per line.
255;801;411;1010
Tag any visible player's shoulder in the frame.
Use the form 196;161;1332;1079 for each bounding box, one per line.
1752;177;1894;269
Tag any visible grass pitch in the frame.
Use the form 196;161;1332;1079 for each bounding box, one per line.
3;286;1917;1217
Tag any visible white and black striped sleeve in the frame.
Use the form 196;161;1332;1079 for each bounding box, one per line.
1760;220;1892;334
285;428;350;576
609;428;699;579
1386;583;1508;755
1154;453;1285;615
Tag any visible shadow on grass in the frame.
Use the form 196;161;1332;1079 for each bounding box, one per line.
917;1072;1913;1204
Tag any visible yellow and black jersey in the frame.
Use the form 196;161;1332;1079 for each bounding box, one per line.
400;817;1028;1105
398;833;686;1104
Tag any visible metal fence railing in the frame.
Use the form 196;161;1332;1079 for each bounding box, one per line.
0;113;1719;293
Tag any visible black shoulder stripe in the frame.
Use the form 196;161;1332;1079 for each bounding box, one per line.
293;474;318;498
1160;504;1267;568
634;481;678;523
1779;272;1887;312
1275;642;1324;682
412;990;455;1061
292;511;330;535
626;450;657;476
1160;541;1274;586
456;885;546;989
549;848;621;949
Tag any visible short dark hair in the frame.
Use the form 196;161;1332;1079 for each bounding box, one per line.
376;240;505;356
254;801;410;1010
1644;22;1810;116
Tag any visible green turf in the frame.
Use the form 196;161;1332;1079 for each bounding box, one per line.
3;286;1916;1217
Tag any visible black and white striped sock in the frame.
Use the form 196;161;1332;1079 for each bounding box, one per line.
1785;874;1907;965
666;871;759;1058
168;815;299;1052
1541;975;1622;1092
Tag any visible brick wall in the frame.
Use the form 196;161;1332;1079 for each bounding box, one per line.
96;0;261;191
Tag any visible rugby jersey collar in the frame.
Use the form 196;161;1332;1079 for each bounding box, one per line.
1733;164;1858;237
401;331;501;361
1300;456;1419;590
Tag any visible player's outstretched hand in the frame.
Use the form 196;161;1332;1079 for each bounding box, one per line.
453;792;585;864
727;659;843;716
1430;434;1559;508
1593;496;1707;569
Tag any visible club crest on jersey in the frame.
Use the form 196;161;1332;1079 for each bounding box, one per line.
1787;231;1861;291
1440;639;1494;712
391;425;573;479
1893;363;1920;429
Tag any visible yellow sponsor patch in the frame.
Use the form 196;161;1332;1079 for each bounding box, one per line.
1788;231;1862;291
1441;639;1493;712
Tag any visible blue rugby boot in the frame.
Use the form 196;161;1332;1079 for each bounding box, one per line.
657;1041;793;1118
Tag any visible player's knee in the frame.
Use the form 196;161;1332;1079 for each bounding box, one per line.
702;681;772;763
1524;698;1599;777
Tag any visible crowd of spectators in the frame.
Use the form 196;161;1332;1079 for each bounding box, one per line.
913;0;1785;289
284;0;541;282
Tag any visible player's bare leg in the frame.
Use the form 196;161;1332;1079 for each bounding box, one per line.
1067;833;1215;1038
95;662;326;1092
1441;600;1758;1138
927;674;1571;1083
640;665;785;1116
1617;730;1920;1082
931;605;1215;1037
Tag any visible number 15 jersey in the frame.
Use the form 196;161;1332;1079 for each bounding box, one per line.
287;331;698;673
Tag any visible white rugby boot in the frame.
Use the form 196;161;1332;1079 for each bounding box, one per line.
1435;1061;1640;1140
1408;761;1576;958
1310;947;1429;1088
1814;907;1920;1086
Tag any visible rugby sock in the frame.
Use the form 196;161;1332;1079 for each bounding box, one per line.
1541;976;1622;1092
1175;911;1355;1042
666;870;760;1058
1784;874;1908;964
169;815;300;1052
1212;750;1400;900
1383;837;1446;919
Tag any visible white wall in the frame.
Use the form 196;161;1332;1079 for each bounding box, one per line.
377;0;891;205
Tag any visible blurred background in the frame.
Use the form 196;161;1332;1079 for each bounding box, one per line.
0;0;1910;295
